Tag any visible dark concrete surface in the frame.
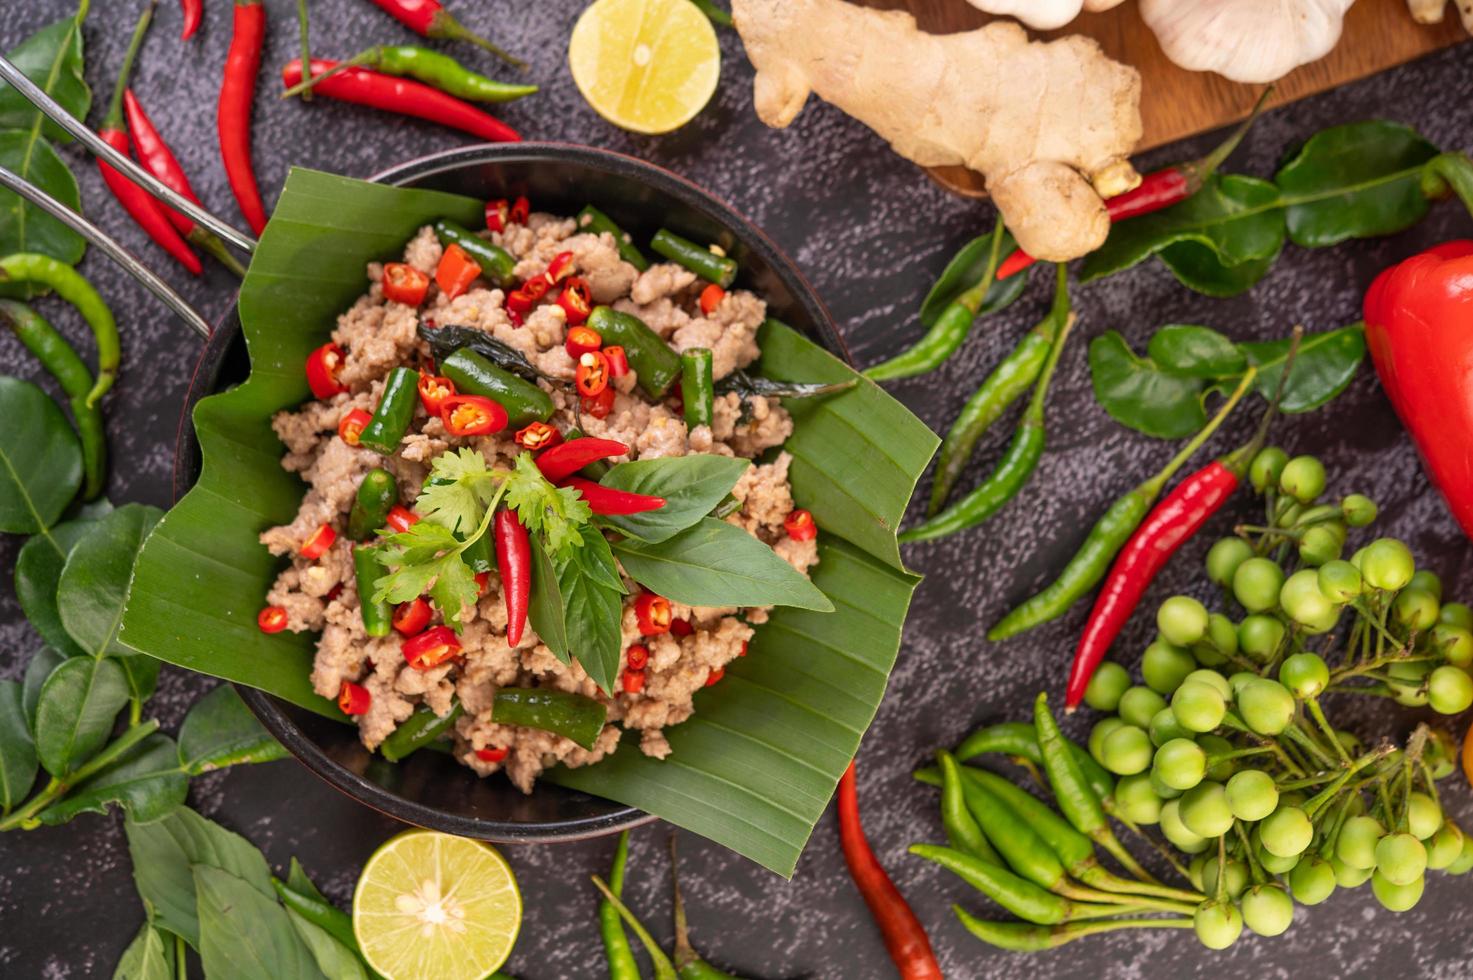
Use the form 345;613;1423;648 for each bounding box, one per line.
1;2;1471;977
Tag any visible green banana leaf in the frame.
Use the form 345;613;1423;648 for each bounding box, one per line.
119;168;936;876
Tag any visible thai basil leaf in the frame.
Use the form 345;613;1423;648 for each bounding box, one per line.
0;8;91;137
1274;121;1440;248
0;377;82;533
35;732;187;825
555;536;624;694
34;655;128;775
598;455;750;543
178;684;288;775
286;856;329;903
0;680;37;814
285;908;369;980
15;514;107;656
195;866;326;980
1088;330;1207;439
21;646;66;729
57;504;164;658
527;536;570;665
919;227;1030;328
1241;323;1367;414
113;922;176;980
613;517;833;612
1147;325;1246;378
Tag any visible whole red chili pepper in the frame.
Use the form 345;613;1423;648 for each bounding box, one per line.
365;0;524;68
562;477;665;516
495;509;530;647
282;60;520;144
220;0;268;235
179;0;203;40
535;437;628;483
837;761;943;980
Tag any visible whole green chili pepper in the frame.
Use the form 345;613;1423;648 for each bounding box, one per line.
587;306;682;398
600;831;640;980
578;205;649;271
952;907;1192;952
0;300;106;499
0;253;119;406
927;265;1069;515
434;219;516;283
650;229;736;287
353;545;392;638
441;348;555;427
953;722;1113;804
271;878;360;953
862;216;1004;383
283;44;538;102
680;347;714;429
591;877;679;980
908;845;1117;926
900;309;1076;543
380;702;464;762
988;367;1257;641
945;774;1072;894
359;367;420;455
349;468;398;540
492;687;607;750
937;750;999;864
670;837;744;979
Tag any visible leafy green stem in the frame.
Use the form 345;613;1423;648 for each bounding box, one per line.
0;718;159;831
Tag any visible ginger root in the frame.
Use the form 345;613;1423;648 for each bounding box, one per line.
731;0;1143;262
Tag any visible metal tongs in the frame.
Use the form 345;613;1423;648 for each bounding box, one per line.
0;55;259;339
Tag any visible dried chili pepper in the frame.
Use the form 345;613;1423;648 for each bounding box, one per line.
337;681;371;715
220;0;268;234
257;606;288;633
305;342;346;399
635;593;672;636
495;509;530;647
365;0;523;67
402;625;461;670
417;372;455;414
563;478;665;516
179;0;203;40
535;437;628;482
384;262;430;305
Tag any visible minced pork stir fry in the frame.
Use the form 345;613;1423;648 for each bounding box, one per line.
255;200;840;791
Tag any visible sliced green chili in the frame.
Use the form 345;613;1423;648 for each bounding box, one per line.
710;493;740;519
0;299;106;499
380;702;464;762
578;205;649;271
348;468;397;540
601;831;640;980
0;254;118;406
937;750;999;864
353;545;392;637
492;687;607;750
680;347;714;429
587;306;682;398
441;348;554;427
358;367;419;455
434;219;516;283
650;229;736;287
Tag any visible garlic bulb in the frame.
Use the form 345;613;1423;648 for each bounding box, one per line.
964;0;1083;31
1139;0;1357;83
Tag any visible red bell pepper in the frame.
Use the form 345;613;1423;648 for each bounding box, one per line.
1364;241;1473;539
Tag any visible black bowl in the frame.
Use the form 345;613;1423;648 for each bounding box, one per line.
175;143;848;844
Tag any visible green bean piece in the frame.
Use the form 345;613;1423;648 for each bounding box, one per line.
937;751;999;864
710;493;740;520
587;306;682;398
927;265;1069;515
863;216;1005;383
591;877;680;980
380;702;465;762
359;367;420;455
348;468;398;540
0;300;107;499
0;254;119;406
578;206;650;271
650;229;737;287
954;722;1114;803
989;367;1259;641
353;546;392;638
910;845;1078;926
901;309;1076;543
271;879;360;954
492;688;607;750
953;906;1192;952
433;219;516;283
680;347;714;429
441;348;555;427
601;832;640;980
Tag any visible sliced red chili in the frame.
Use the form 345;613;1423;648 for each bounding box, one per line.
300;524;337;560
337;680;371;715
670;617;693;637
699;283;725;315
556;277;594;325
257;605;288;634
635;593;672;636
565;324;602;359
534;437;629;482
485;198;510;232
441;395;509;437
475;571;491;598
545;250;574;286
622;668;646;694
392;597;432;636
575;351;610;397
626;643;650;670
417;373;456;415
509;194;530;225
705;667;725;687
386;505;420;534
338;408;372;446
475;746;509;763
784;509;818;542
402;625;461;670
581;386;615;420
305;343;347;400
382;262;430;306
739;640;749;657
515;421;562;451
435;243;481;301
603;345;630;378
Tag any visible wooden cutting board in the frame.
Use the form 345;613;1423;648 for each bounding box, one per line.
868;0;1471;197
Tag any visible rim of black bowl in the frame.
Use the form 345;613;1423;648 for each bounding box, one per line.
175;142;847;845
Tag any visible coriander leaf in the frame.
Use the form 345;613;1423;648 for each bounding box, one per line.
416;447;500;537
371;559;438;606
376;519;461;566
428;552;479;628
503;452;591;556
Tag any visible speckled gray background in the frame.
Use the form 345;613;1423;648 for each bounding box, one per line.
1;2;1471;977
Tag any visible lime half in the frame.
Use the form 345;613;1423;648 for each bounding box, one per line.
568;0;720;134
353;830;521;980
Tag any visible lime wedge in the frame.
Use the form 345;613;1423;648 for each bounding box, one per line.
568;0;721;134
353;830;521;980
